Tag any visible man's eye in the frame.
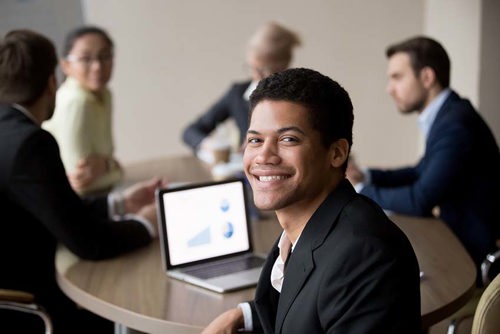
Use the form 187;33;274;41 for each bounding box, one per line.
281;136;298;142
247;137;261;144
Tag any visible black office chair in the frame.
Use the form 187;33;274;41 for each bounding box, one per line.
0;289;53;334
447;247;500;334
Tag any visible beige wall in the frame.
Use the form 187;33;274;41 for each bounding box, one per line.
2;1;497;167
82;0;423;166
0;0;83;83
424;0;481;107
424;0;499;146
479;0;500;144
82;0;499;167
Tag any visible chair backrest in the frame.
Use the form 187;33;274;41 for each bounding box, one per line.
0;289;52;334
481;249;500;285
471;274;500;334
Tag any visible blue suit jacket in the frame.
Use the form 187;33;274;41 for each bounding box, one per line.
182;81;251;151
250;180;421;333
361;91;500;266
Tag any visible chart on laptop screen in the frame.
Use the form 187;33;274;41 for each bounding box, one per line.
161;181;250;266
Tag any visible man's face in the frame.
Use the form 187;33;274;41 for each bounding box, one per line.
386;52;427;114
243;100;333;213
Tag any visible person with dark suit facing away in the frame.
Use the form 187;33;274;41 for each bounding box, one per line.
202;68;421;334
346;36;500;284
0;29;166;333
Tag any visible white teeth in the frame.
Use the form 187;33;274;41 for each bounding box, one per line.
258;175;288;182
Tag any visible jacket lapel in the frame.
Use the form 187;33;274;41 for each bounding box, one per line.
274;180;357;333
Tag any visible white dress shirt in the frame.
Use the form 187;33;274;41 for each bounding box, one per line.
238;231;299;331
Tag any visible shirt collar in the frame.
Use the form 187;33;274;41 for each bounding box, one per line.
418;88;451;140
243;80;258;101
12;103;38;124
278;230;300;252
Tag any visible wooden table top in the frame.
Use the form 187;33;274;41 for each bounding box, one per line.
56;155;476;333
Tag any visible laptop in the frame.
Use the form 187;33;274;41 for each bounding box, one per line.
156;178;266;293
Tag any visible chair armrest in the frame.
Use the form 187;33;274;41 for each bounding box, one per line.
0;289;35;303
0;289;53;333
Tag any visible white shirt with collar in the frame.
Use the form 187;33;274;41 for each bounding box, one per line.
243;80;258;101
238;231;300;332
417;88;451;141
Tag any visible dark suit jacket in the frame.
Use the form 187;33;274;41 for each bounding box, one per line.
361;91;500;267
182;81;251;151
250;180;421;334
0;105;151;325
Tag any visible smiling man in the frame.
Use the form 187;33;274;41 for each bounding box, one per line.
202;68;421;334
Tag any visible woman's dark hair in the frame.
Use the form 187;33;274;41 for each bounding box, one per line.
62;26;114;57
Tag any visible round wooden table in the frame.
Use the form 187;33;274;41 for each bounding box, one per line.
56;155;476;333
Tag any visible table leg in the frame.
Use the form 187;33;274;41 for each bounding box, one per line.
114;323;147;334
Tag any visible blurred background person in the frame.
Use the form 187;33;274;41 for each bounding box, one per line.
43;26;122;196
347;36;500;284
182;21;301;164
0;28;164;334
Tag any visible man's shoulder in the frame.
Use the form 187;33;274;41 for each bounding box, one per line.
1;117;56;157
0;107;39;143
339;194;410;245
342;193;390;225
435;91;494;138
439;90;477;119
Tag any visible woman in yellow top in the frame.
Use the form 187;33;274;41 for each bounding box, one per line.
43;26;122;195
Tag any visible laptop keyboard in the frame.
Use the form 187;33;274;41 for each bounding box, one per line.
183;256;265;279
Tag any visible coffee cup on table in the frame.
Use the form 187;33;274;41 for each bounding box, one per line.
212;141;231;165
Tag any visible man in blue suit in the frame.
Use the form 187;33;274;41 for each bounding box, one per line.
347;36;500;279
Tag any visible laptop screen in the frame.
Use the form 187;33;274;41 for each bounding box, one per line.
158;179;251;267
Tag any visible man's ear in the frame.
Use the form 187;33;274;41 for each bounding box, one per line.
419;66;436;89
329;139;350;168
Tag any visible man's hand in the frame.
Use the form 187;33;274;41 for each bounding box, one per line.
136;203;159;237
202;307;245;334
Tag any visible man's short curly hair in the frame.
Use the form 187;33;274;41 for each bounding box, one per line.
249;67;353;150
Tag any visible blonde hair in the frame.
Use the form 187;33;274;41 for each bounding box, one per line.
247;22;301;70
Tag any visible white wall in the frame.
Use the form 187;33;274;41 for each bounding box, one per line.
82;0;423;166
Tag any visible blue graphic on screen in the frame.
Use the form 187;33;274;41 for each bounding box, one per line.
220;199;230;212
187;226;211;247
222;222;234;238
185;197;236;248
